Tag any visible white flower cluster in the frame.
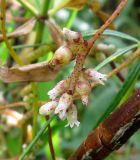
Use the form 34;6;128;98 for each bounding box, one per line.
40;92;80;128
39;69;107;128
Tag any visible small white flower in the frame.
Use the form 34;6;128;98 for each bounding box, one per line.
39;101;58;115
65;104;80;128
48;80;69;100
48;89;57;100
84;69;107;85
55;93;73;119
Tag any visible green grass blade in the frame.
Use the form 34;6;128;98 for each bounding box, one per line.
19;114;56;160
66;10;77;29
95;44;138;71
13;43;46;49
82;29;139;43
16;0;38;16
93;59;140;129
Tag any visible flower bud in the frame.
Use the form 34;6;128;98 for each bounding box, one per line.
76;76;91;105
65;104;80;128
52;46;73;64
62;28;84;44
55;93;73;119
48;80;69;100
84;68;107;85
97;43;115;53
39;101;58;115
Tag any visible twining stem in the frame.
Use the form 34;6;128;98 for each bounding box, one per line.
68;0;128;94
0;0;23;65
89;0;128;48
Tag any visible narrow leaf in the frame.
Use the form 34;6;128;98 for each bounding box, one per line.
95;44;138;70
82;29;139;43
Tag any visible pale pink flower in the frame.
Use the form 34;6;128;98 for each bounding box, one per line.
48;80;69;100
39;101;58;115
55;93;73;119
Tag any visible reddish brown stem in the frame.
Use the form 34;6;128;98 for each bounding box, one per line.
45;115;56;160
69;89;140;160
68;0;128;94
96;11;115;29
89;0;128;48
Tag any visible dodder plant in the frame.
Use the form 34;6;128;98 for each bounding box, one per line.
0;0;140;160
